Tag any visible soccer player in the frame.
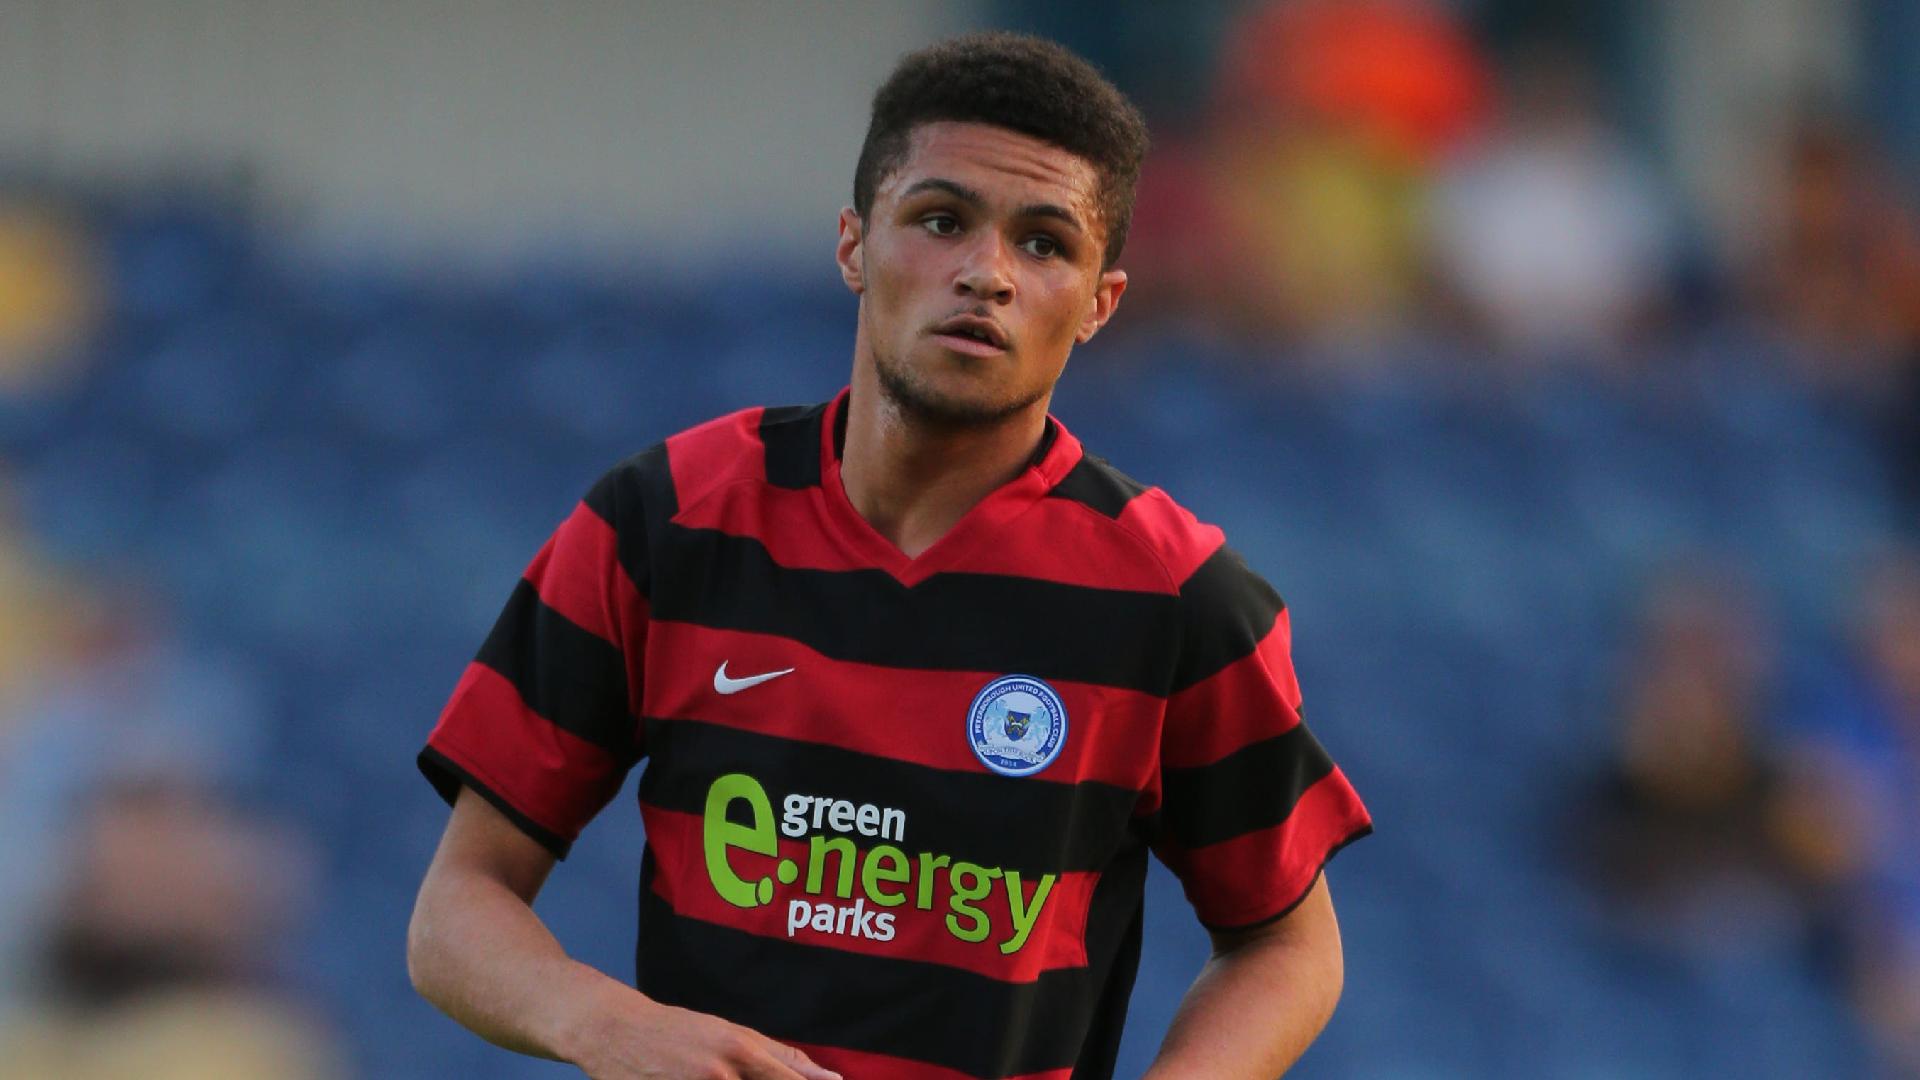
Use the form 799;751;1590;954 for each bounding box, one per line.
407;31;1371;1080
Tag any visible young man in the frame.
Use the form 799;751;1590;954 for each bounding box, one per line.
408;32;1371;1080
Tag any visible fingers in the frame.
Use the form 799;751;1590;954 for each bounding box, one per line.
736;1049;811;1080
726;1031;842;1080
768;1040;843;1080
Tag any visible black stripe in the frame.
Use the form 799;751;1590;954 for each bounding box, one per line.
637;718;1140;876
1071;838;1148;1080
1046;453;1147;519
417;746;572;859
584;444;675;598
476;581;639;761
645;525;1182;694
635;887;1100;1077
1170;545;1285;694
759;403;826;489
1157;725;1336;850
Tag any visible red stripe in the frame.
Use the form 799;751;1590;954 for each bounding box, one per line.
1160;607;1302;769
788;1041;1072;1080
672;481;854;568
523;502;648;643
653;398;1188;595
672;479;1182;592
641;621;1164;791
1118;488;1224;586
644;399;1228;598
1156;769;1371;929
666;407;766;513
942;497;1180;592
642;805;1097;983
427;663;629;843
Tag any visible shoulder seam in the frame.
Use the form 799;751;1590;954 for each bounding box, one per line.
658;406;769;513
1048;495;1184;596
668;474;767;531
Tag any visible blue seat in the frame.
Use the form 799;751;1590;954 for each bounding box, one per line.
103;201;249;324
15;430;186;564
13;202;1905;1077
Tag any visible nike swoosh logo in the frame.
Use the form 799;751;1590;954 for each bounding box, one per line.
714;661;796;695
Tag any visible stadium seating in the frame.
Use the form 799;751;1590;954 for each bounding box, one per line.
0;199;1890;1077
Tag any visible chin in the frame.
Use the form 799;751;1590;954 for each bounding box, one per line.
875;354;1043;428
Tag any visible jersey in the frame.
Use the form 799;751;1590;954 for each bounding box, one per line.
418;388;1372;1079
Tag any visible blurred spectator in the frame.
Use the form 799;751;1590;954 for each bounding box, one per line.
0;500;107;1008
1123;0;1489;345
1655;0;1864;277
0;496;89;728
0;774;340;1080
1745;117;1920;396
1217;0;1487;166
0;576;270;1018
1110;135;1249;336
1794;553;1920;1068
1901;364;1920;532
1428;46;1677;358
0;199;97;393
1579;569;1851;963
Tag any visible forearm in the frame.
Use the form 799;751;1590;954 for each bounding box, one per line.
1143;878;1344;1080
407;861;633;1063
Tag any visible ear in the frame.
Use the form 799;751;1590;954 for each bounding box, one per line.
1075;269;1128;344
835;207;865;295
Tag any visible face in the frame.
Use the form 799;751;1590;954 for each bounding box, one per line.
836;121;1127;427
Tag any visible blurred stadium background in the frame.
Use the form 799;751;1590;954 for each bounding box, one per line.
0;1;1917;1077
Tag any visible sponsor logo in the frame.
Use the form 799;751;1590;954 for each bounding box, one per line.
713;661;795;696
966;675;1067;777
703;773;1054;953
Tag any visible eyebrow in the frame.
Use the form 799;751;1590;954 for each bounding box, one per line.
900;177;1088;236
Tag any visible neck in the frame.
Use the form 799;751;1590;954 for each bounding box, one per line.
838;361;1050;560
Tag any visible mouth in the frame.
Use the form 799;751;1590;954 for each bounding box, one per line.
931;316;1010;355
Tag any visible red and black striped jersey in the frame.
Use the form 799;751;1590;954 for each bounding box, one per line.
419;388;1371;1080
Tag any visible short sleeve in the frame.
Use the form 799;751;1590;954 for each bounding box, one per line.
418;460;653;858
1150;545;1372;930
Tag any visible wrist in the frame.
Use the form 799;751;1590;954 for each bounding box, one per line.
549;960;654;1066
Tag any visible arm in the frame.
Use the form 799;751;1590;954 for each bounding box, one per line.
1141;875;1344;1080
407;786;841;1080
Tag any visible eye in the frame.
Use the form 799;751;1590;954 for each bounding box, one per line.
921;214;960;237
1021;234;1061;259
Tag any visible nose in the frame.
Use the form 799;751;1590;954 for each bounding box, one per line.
953;233;1015;304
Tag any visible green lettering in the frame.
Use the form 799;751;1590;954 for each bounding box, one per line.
945;861;1000;943
916;852;951;910
861;845;910;907
806;834;857;898
703;774;775;909
999;871;1055;954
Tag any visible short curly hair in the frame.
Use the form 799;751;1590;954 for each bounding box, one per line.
853;31;1150;270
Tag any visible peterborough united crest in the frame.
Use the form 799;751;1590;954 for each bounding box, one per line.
967;675;1067;777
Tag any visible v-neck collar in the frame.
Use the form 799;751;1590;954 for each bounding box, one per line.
814;386;1082;587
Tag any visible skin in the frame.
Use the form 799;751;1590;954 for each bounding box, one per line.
409;789;841;1080
409;120;1345;1078
1142;878;1345;1080
834;121;1125;558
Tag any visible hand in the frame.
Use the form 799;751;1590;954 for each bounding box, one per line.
568;992;843;1080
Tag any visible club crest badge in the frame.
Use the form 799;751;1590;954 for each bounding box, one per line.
967;675;1067;777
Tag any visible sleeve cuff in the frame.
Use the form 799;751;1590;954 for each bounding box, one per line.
418;744;573;860
1197;823;1373;933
